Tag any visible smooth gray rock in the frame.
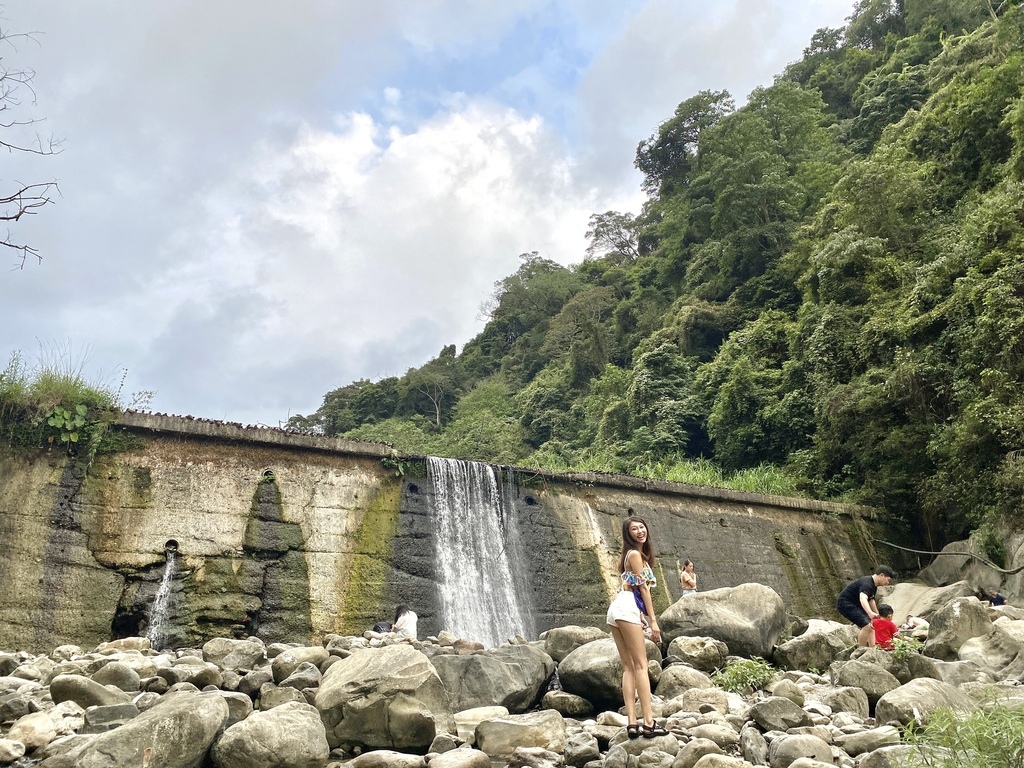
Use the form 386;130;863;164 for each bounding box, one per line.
81;703;140;734
202;637;266;671
814;686;868;719
565;731;600;768
429;750;493;768
475;710;567;761
38;691;228;768
958;618;1024;680
749;697;812;732
767;734;831;768
874;678;973;727
541;626;609;663
666;636;730;673
433;644;555;713
924;597;992;661
315;644;455;752
508;745;563;768
773;620;855;673
656;663;713;700
541;690;595;717
829;660;900;708
558;637;661;708
673;738;724;768
50;674;133;709
271;646;329;683
258;682;306;709
91;662;141;693
738;725;768;766
347;750;427;768
157;658;223;688
238;668;274;696
211;701;328;768
278;661;322;691
659;584;787;659
835;725;900;756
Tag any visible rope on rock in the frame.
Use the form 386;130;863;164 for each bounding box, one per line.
873;538;1024;575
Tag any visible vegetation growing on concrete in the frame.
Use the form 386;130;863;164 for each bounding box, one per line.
0;348;149;457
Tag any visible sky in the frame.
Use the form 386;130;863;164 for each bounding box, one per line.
1;0;854;426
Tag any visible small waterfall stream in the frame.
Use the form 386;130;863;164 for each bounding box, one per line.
146;550;176;649
427;457;533;647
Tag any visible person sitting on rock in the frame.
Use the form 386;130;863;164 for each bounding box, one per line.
392;604;418;640
836;565;896;647
871;604;899;650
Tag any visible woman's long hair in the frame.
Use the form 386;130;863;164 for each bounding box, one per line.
619;516;656;571
394;604;411;624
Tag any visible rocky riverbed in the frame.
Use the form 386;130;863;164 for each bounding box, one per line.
1;581;1022;768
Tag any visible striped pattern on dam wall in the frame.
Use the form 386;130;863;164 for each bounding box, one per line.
0;412;885;652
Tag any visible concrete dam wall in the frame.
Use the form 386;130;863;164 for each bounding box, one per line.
0;412;885;652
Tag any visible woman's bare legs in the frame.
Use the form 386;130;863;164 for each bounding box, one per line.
610;621;653;726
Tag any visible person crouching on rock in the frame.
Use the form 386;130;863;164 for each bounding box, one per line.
606;516;668;739
836;565;895;647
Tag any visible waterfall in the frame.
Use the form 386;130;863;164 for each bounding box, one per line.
427;457;534;647
146;550;176;649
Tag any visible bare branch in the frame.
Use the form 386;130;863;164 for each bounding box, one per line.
0;18;59;267
1;180;59;269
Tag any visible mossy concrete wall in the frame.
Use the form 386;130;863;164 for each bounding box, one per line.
0;412;887;652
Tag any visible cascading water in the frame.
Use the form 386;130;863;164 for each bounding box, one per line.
427;457;534;648
146;550;176;649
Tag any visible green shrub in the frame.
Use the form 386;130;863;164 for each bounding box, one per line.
890;633;925;661
712;658;776;693
906;705;1024;768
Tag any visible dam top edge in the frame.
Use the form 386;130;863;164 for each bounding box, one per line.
115;411;871;519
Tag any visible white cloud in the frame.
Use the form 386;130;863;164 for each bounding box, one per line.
134;101;638;420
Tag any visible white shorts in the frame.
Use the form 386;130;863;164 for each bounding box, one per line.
607;590;643;626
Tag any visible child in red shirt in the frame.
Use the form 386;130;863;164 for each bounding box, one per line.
871;604;899;650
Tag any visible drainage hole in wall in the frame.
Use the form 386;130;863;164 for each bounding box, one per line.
408;483;420;494
525;496;538;506
164;540;179;553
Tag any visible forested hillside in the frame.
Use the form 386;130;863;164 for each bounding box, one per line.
289;0;1024;552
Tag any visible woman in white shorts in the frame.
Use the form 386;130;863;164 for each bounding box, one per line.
606;516;667;739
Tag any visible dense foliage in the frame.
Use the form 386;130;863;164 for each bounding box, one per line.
290;0;1024;547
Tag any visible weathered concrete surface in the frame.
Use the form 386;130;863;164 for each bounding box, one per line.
0;412;883;652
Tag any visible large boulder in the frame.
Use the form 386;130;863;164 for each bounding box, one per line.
830;660;900;709
203;637;267;671
749;697;813;732
885;580;975;622
432;644;554;713
49;675;132;709
38;691;228;768
271;646;329;683
314;645;455;753
659;584;786;658
773;620;856;672
475;710;567;761
655;664;713;699
924;597;992;661
666;636;729;673
958;618;1024;680
557;637;661;709
874;678;973;727
210;701;328;768
767;734;832;768
540;626;608;663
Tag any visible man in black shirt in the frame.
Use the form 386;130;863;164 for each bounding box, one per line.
837;566;896;647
